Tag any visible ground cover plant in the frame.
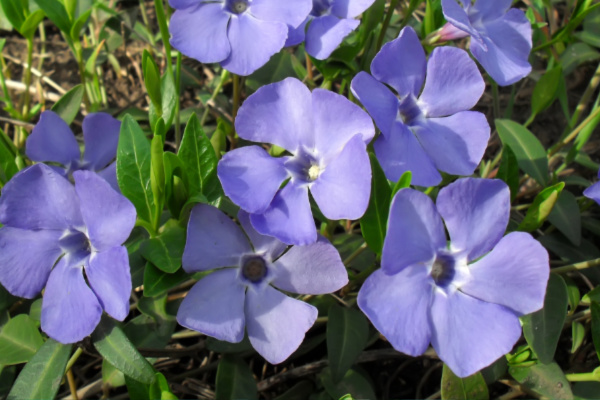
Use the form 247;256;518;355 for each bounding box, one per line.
0;0;599;399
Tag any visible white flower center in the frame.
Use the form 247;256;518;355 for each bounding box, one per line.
308;164;321;181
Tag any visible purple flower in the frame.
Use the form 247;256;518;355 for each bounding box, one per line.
285;0;375;59
0;164;136;343
351;27;490;187
177;204;348;364
169;0;312;76
358;178;549;377
584;171;600;204
26;110;121;191
218;77;374;245
440;0;532;86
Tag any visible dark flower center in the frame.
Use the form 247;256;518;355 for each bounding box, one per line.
311;0;331;16
228;0;249;14
398;94;424;126
59;229;92;258
242;256;267;283
431;253;456;287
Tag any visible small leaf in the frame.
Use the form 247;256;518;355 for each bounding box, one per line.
518;182;564;232
571;321;585;354
521;274;569;364
142;50;162;114
51;84;84;124
7;339;72;400
391;171;412;198
92;316;156;385
149;373;178;400
0;315;44;365
360;153;391;255
441;364;489;400
143;263;188;298
18;10;45;39
327;305;369;383
509;362;573;399
33;0;71;34
320;367;376;400
548;190;582;245
102;359;126;389
531;66;563;118
0;0;26;31
496;145;519;200
140;224;185;273
69;8;91;41
215;356;257;400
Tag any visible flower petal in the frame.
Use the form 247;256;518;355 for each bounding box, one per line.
25;111;80;167
0;164;82;230
470;9;532;86
246;285;317;364
418;47;485;117
96;161;120;192
73;170;136;252
441;0;480;40
272;236;348;294
0;227;62;298
183;204;252;272
373;121;441;186
41;258;102;344
358;265;433;356
311;135;371;220
82;113;121;171
430;290;522;378
237;210;287;261
285;19;308;46
413;112;490;176
218;146;289;214
312;88;375;159
584;181;600;204
382;188;446;274
235;77;314;152
250;0;312;27
86;246;131;321
177;269;246;343
250;183;316;246
221;13;287;76
472;0;512;22
436;178;510;262
371;27;426;98
331;0;375;18
350;71;399;136
169;4;231;64
461;232;549;315
169;0;209;9
305;15;359;59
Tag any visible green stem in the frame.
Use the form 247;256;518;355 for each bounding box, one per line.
548;106;600;156
551;257;600;274
232;73;241;120
200;69;229;126
343;242;367;266
491;80;501;120
65;347;83;373
20;38;34;120
174;52;182;148
154;0;173;75
74;44;91;111
569;61;600;129
375;0;400;52
565;372;600;382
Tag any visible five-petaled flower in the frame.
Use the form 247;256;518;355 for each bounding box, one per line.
177;204;348;364
358;178;549;377
169;0;312;76
285;0;375;59
439;0;532;86
351;26;490;187
0;164;136;343
26;110;121;191
218;77;374;245
584;171;600;205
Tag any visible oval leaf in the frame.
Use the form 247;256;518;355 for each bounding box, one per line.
360;153;391;255
215;356;257;400
547;190;582;246
0;314;44;365
327;305;369;383
441;364;489;400
518;182;564;232
51;84;84;124
509;362;573;400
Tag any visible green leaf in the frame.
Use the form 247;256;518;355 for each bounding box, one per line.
117;115;155;225
496;119;549;186
51;84;83;124
142;50;162;114
102;359;126;389
360;153;391;255
215;356;257;400
0;0;27;31
509;362;573;399
327;305;369;383
0;365;16;397
140;224;185;273
92;316;156;385
18;9;45;39
441;364;489;400
149;373;178;400
592;301;600;362
125;376;150;400
149;71;177;129
517;182;564;232
571;321;585;354
69;8;91;41
496;145;520;201
531;66;563;118
33;0;71;34
274;381;315;400
320;367;376;400
561;43;600;75
521;274;569;364
143;263;189;298
7;339;72;400
391;171;412;198
178;114;221;202
548;190;581;246
0;131;18;184
0;315;44;365
150;131;166;224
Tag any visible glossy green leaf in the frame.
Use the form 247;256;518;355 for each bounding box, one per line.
150;131;166;224
592;301;600;362
0;365;16;397
509;362;573;399
360;153;391;255
149;373;178;400
518;182;564;232
571;321;585;354
548;190;581;246
69;8;91;41
18;9;45;38
33;0;71;34
125;376;150;400
143;263;189;298
142;50;162;113
531;66;563;118
51;84;84;124
7;339;72;400
441;364;489;400
0;132;17;184
215;356;257;400
140;224;185;273
149;71;177;129
320;367;376;400
327;305;369;383
521;274;569;364
0;315;44;365
0;0;26;31
496;119;549;186
102;359;126;389
561;43;600;75
117;115;155;225
497;145;520;200
92;316;156;385
391;171;412;198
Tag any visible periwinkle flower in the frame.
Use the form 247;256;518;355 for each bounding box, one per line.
177;204;348;364
584;171;600;204
351;26;490;187
0;164;136;343
439;0;532;86
26;110;121;191
358;178;549;377
218;77;374;245
285;0;375;59
169;0;312;76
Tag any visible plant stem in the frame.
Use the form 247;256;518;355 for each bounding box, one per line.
67;369;79;400
305;52;313;81
569;62;600;129
65;347;83;373
343;242;368;266
154;0;173;75
551;257;600;274
549;106;600;156
200;69;229;126
565;372;600;382
491;80;501;120
174;52;182;148
375;0;400;52
20;38;34;119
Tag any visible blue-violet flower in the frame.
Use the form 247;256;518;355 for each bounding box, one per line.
440;0;532;86
358;178;549;377
584;170;600;205
351;26;490;187
0;164;136;343
169;0;312;76
218;77;375;245
177;204;348;364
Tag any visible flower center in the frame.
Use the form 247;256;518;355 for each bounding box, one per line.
311;0;331;16
241;255;267;283
430;252;456;287
59;229;92;259
398;94;424;126
307;164;320;181
284;147;322;184
228;0;248;14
